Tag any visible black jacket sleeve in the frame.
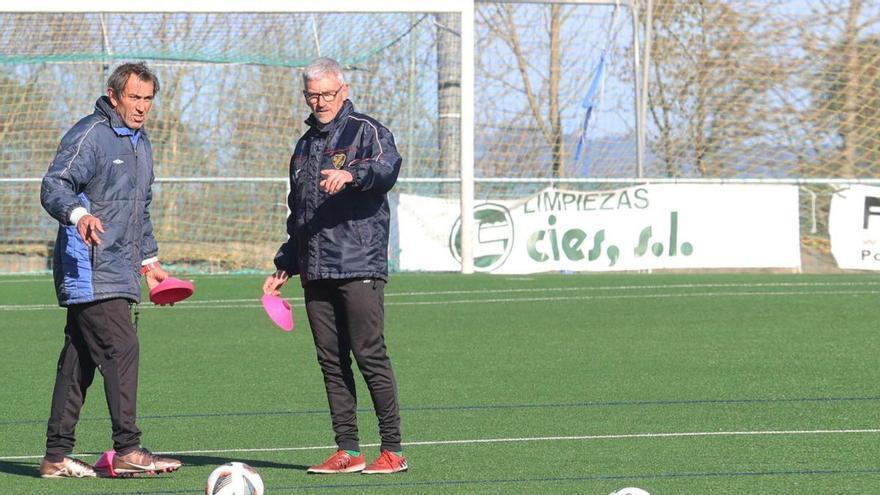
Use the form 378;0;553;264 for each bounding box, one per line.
348;122;401;194
273;152;300;275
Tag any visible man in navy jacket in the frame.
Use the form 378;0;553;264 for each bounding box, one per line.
39;62;181;478
263;57;407;475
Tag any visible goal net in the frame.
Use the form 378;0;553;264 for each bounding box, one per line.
0;9;464;272
470;0;880;272
2;1;880;274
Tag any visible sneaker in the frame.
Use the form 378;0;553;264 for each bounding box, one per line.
307;450;366;474
39;456;97;478
362;450;408;474
111;447;181;476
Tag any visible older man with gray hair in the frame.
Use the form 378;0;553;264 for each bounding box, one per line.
263;57;406;474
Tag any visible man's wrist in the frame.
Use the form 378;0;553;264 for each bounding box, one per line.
69;207;89;226
348;167;362;187
140;260;161;275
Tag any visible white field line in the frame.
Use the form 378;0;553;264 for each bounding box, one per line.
106;282;880;304
142;289;880;310
152;281;880;301
2;428;880;461
3;285;880;312
384;289;880;306
383;281;880;297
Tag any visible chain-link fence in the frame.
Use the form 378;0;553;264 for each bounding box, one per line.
1;2;878;273
0;12;453;271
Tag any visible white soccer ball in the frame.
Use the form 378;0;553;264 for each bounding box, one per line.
205;462;264;495
609;488;651;495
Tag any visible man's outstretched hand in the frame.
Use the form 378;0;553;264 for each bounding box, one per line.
263;270;289;296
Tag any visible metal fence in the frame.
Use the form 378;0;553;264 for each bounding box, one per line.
1;1;878;273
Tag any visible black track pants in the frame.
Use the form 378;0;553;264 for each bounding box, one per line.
45;298;141;459
304;278;402;453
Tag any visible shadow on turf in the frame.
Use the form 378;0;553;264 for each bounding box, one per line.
0;456;309;479
0;459;39;478
177;454;309;472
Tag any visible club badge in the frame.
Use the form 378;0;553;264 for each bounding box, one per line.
331;153;347;169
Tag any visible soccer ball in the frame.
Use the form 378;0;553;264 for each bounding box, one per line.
205;462;264;495
609;488;651;495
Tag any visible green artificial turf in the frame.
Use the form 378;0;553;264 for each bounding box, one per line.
1;272;879;494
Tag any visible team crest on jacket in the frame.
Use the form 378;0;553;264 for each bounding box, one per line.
331;153;347;169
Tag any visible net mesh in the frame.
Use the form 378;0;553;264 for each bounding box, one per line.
473;0;880;271
475;1;880;183
0;12;456;272
2;2;879;273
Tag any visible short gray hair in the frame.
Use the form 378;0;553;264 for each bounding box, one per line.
107;62;160;97
302;57;345;87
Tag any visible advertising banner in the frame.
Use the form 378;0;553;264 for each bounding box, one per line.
829;184;880;270
397;184;801;273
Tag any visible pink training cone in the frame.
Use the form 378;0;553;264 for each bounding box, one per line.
149;277;194;305
261;294;294;332
94;450;117;477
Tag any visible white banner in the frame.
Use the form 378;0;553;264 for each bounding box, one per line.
829;184;880;270
397;184;802;273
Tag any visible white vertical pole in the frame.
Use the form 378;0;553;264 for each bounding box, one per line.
631;0;643;178
640;0;652;177
460;3;475;274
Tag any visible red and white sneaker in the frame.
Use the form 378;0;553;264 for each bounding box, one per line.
362;450;408;474
307;450;365;474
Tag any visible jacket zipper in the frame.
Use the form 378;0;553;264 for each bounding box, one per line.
134;139;142;278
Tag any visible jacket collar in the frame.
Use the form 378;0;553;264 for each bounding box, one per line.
305;99;354;134
94;96;149;138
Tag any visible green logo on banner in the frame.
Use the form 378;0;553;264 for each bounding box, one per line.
449;203;514;272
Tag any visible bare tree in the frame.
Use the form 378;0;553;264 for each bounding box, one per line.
806;0;880;178
437;12;461;178
642;1;790;177
476;3;577;179
841;0;864;176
